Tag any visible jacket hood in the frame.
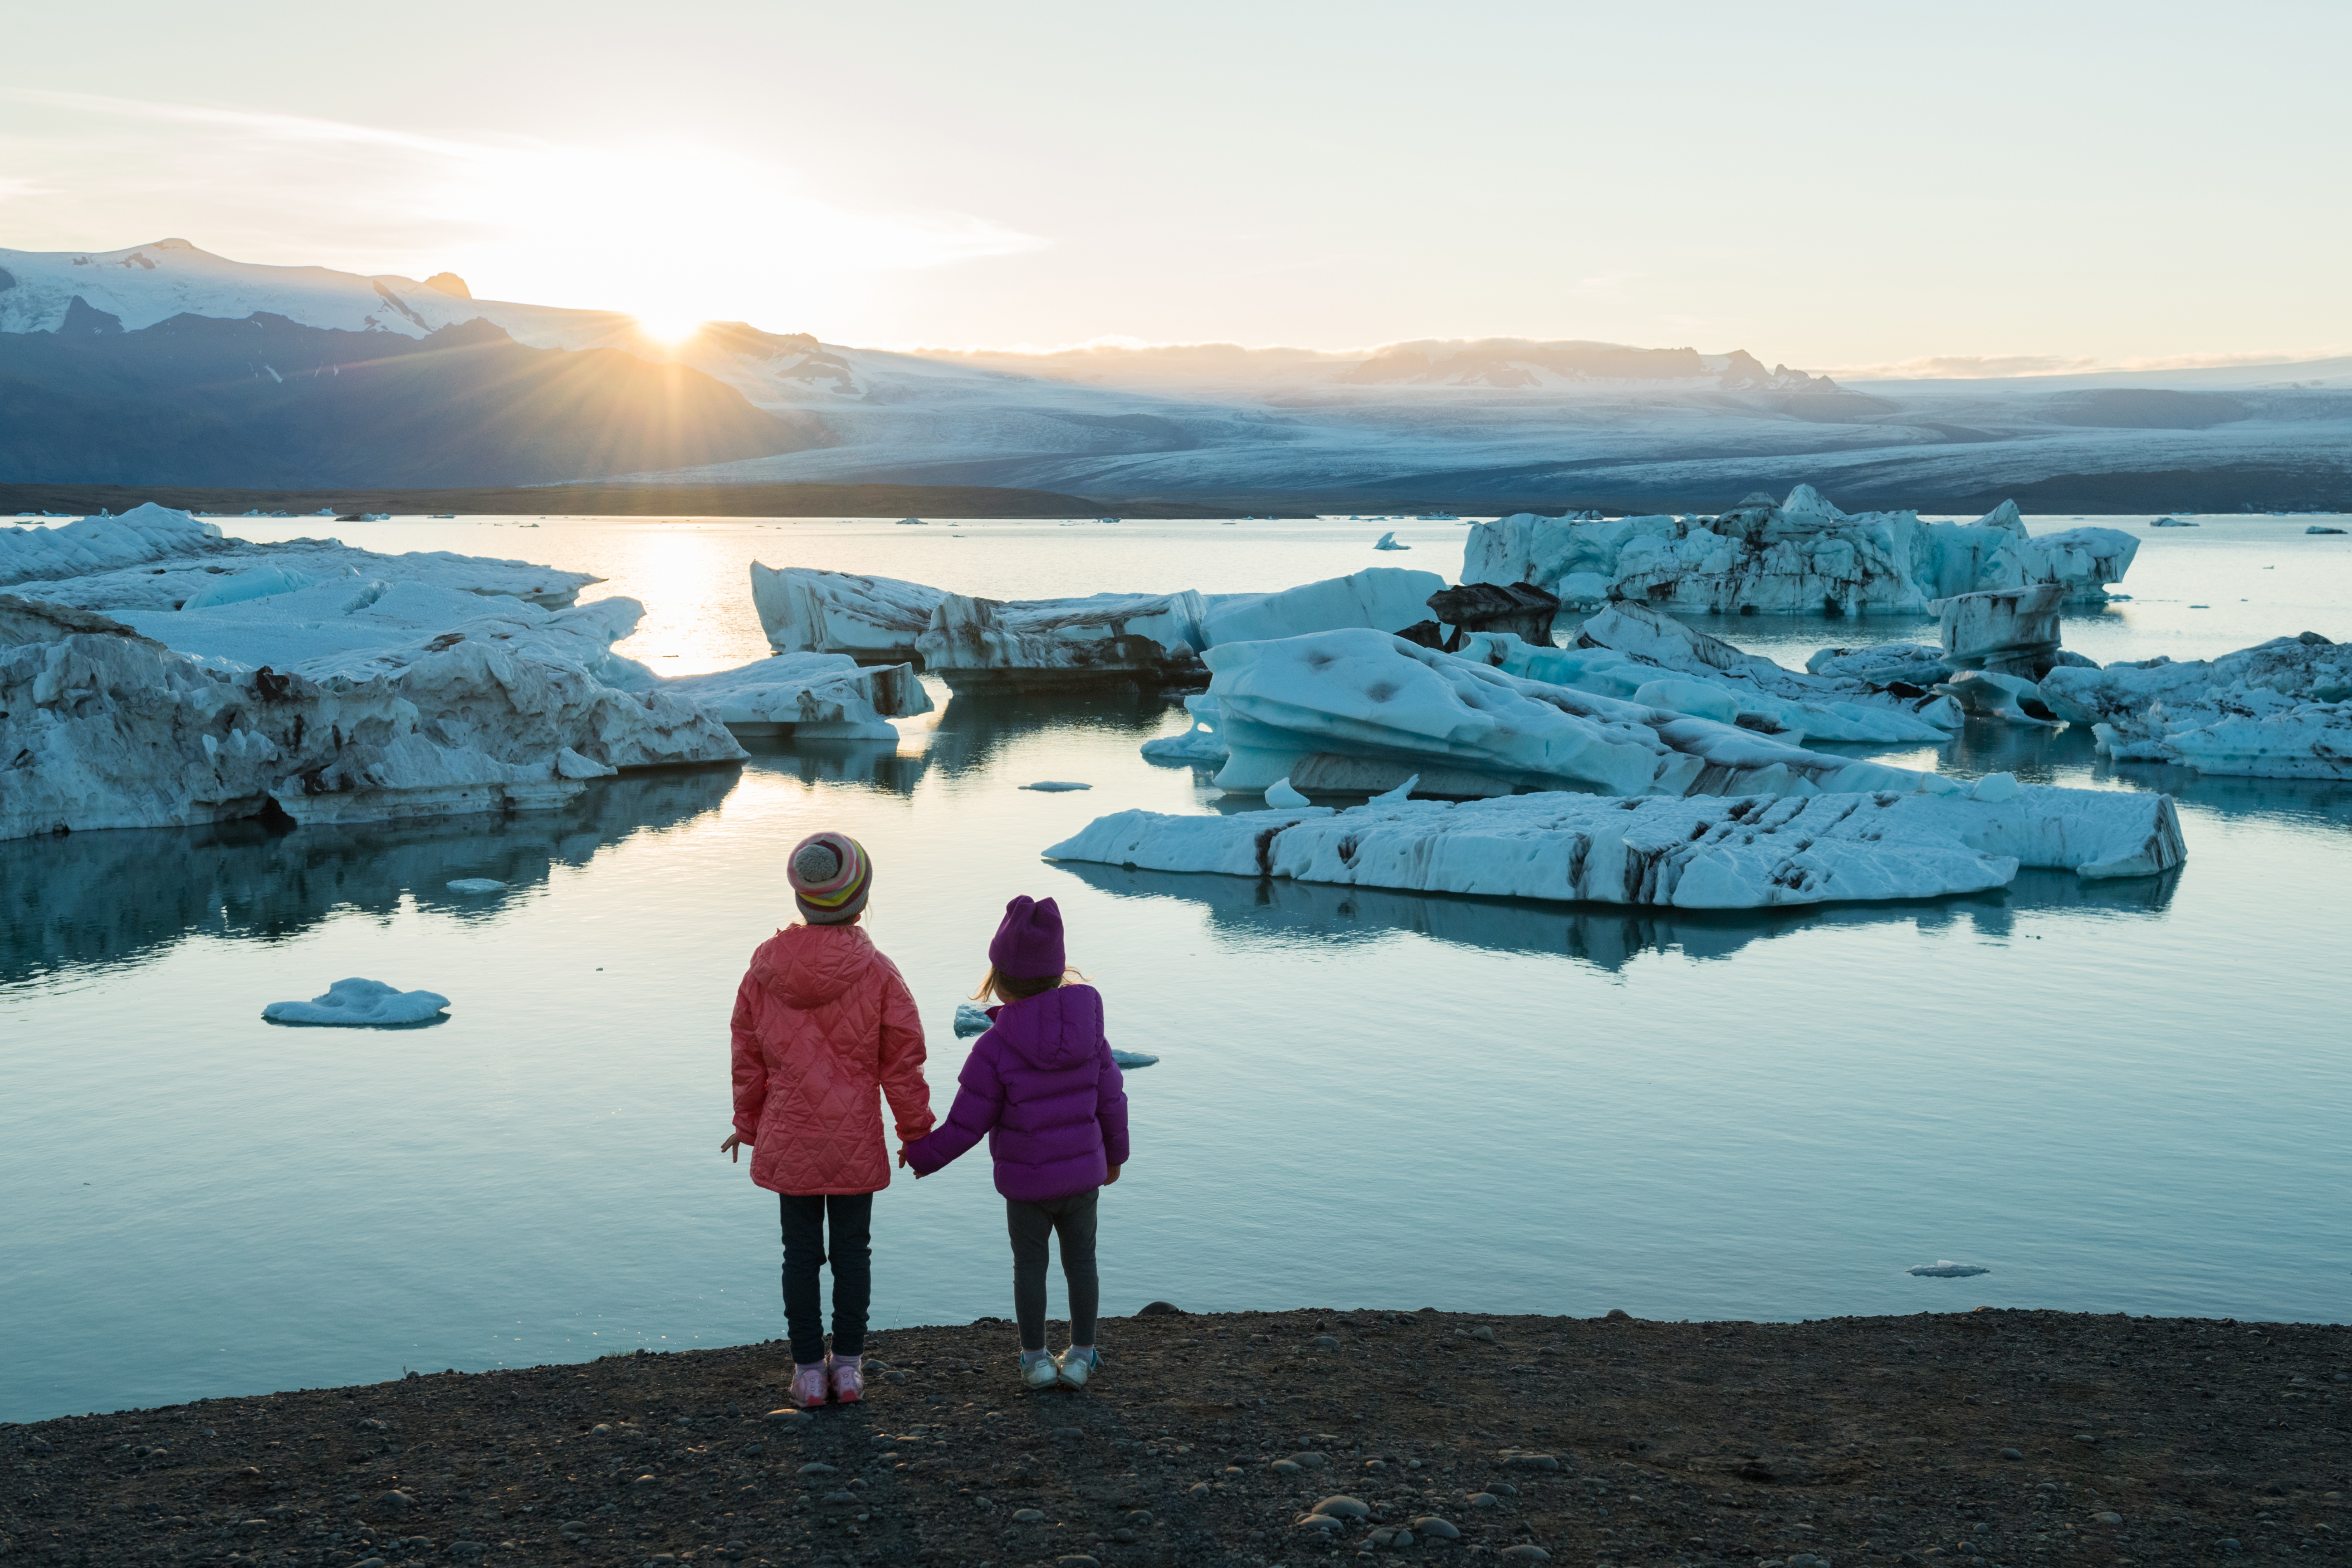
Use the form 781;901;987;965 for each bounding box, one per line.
987;984;1105;1071
751;923;875;1010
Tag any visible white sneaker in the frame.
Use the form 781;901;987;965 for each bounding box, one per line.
1056;1346;1100;1387
1021;1352;1059;1390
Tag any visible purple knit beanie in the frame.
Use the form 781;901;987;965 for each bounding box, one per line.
988;894;1065;979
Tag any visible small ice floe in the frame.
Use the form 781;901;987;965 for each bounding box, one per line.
1907;1260;1990;1278
445;878;508;894
895;517;928;526
1365;775;1419;807
1111;1049;1159;1069
1265;777;1311;807
954;1001;993;1037
2149;517;2199;528
263;978;450;1027
1374;531;1409;551
1021;781;1092;792
2309;525;2348;535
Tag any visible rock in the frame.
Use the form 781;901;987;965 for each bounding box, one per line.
1469;1325;1496;1343
373;1490;412;1514
2000;1448;2024;1461
1056;1557;1102;1568
1605;1309;1631;1321
1052;1426;1084;1442
1502;1453;1560;1470
1313;1335;1341;1348
1310;1496;1372;1518
1499;1549;1552;1563
799;1461;839;1476
1186;1482;1210;1496
1281;1451;1329;1468
1295;1513;1347;1531
2073;1433;2098;1445
1469;1491;1501;1508
1269;1459;1302;1475
1137;1300;1186;1316
764;1409;808;1426
1013;1508;1046;1523
1412;1516;1462;1539
2094;1511;2124;1525
1125;1510;1154;1526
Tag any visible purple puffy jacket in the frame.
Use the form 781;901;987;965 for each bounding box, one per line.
903;984;1130;1202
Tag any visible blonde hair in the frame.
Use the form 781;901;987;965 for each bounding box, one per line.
973;964;1088;1006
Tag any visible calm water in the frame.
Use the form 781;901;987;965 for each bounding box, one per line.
4;514;2349;1424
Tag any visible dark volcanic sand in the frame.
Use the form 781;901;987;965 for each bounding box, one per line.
5;1308;2345;1568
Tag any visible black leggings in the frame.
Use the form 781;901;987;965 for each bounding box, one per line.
1006;1188;1100;1353
778;1192;872;1365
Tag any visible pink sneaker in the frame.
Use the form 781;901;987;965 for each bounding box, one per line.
787;1361;831;1409
830;1354;865;1405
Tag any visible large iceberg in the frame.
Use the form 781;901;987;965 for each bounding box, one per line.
2039;632;2352;772
1197;567;1444;648
1203;627;1982;801
751;566;946;663
1044;782;2183;911
1565;603;1963;740
661;654;931;738
4;504;599;613
0;589;745;842
915;590;1211;691
1461;486;2136;614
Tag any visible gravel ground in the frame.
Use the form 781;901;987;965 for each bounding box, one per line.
5;1306;2346;1568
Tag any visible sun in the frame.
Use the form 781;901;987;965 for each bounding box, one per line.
630;310;708;345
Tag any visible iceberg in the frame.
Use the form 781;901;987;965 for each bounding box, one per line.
1906;1261;1991;1278
750;566;946;663
1265;777;1311;807
1044;781;2183;912
0;592;744;842
445;879;507;894
954;1001;992;1037
916;589;1210;691
1563;603;1963;740
1804;642;1952;687
1111;1049;1159;1069
661;653;931;739
262;977;450;1026
1373;532;1409;550
1198;567;1444;649
5;504;598;614
2039;632;2352;771
1461;487;2136;615
1931;583;2064;675
1140;694;1230;762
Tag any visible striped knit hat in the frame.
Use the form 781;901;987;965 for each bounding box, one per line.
788;830;872;925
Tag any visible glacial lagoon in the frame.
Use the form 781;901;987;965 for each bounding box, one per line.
3;513;2348;1423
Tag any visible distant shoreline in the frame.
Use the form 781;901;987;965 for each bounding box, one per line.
1;1306;2337;1564
7;468;2348;521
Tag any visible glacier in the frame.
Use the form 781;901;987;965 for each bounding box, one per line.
1461;486;2136;615
1044;782;2182;912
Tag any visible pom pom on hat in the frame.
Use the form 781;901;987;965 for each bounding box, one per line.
788;831;871;924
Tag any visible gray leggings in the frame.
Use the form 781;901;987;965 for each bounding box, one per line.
1006;1187;1100;1353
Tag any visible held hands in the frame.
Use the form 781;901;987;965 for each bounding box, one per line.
898;1143;926;1177
719;1133;748;1163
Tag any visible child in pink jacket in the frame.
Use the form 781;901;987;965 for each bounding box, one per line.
722;831;932;1408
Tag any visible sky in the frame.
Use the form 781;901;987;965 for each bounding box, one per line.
2;0;2347;374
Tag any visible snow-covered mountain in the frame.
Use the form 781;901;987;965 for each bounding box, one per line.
4;239;2349;508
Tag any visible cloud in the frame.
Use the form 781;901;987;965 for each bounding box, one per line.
0;90;1043;325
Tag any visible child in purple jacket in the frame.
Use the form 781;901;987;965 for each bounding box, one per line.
902;895;1130;1390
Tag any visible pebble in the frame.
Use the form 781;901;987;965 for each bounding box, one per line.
799;1462;839;1477
1469;1325;1496;1343
2073;1432;2098;1445
1314;1335;1342;1349
592;1423;612;1435
1413;1516;1462;1539
1295;1513;1347;1532
1605;1308;1631;1320
1502;1453;1560;1470
1469;1491;1501;1508
2000;1447;2024;1461
1138;1300;1185;1316
374;1490;411;1514
1186;1482;1210;1497
1056;1557;1102;1568
1311;1496;1372;1518
1112;1526;1137;1541
1282;1451;1329;1468
1125;1511;1154;1526
1499;1549;1551;1563
1052;1426;1085;1442
2094;1511;2125;1525
1014;1508;1047;1523
1270;1460;1302;1475
353;1560;387;1568
764;1409;809;1426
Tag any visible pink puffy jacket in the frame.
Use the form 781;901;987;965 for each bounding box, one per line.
729;923;934;1196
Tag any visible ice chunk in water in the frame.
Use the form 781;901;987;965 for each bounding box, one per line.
1265;777;1311;807
1021;781;1092;791
263;978;450;1026
954;1001;993;1037
445;878;507;894
1907;1261;1990;1278
1111;1050;1160;1069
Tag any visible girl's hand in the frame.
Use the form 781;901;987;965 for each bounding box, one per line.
720;1133;748;1163
1103;1163;1121;1186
